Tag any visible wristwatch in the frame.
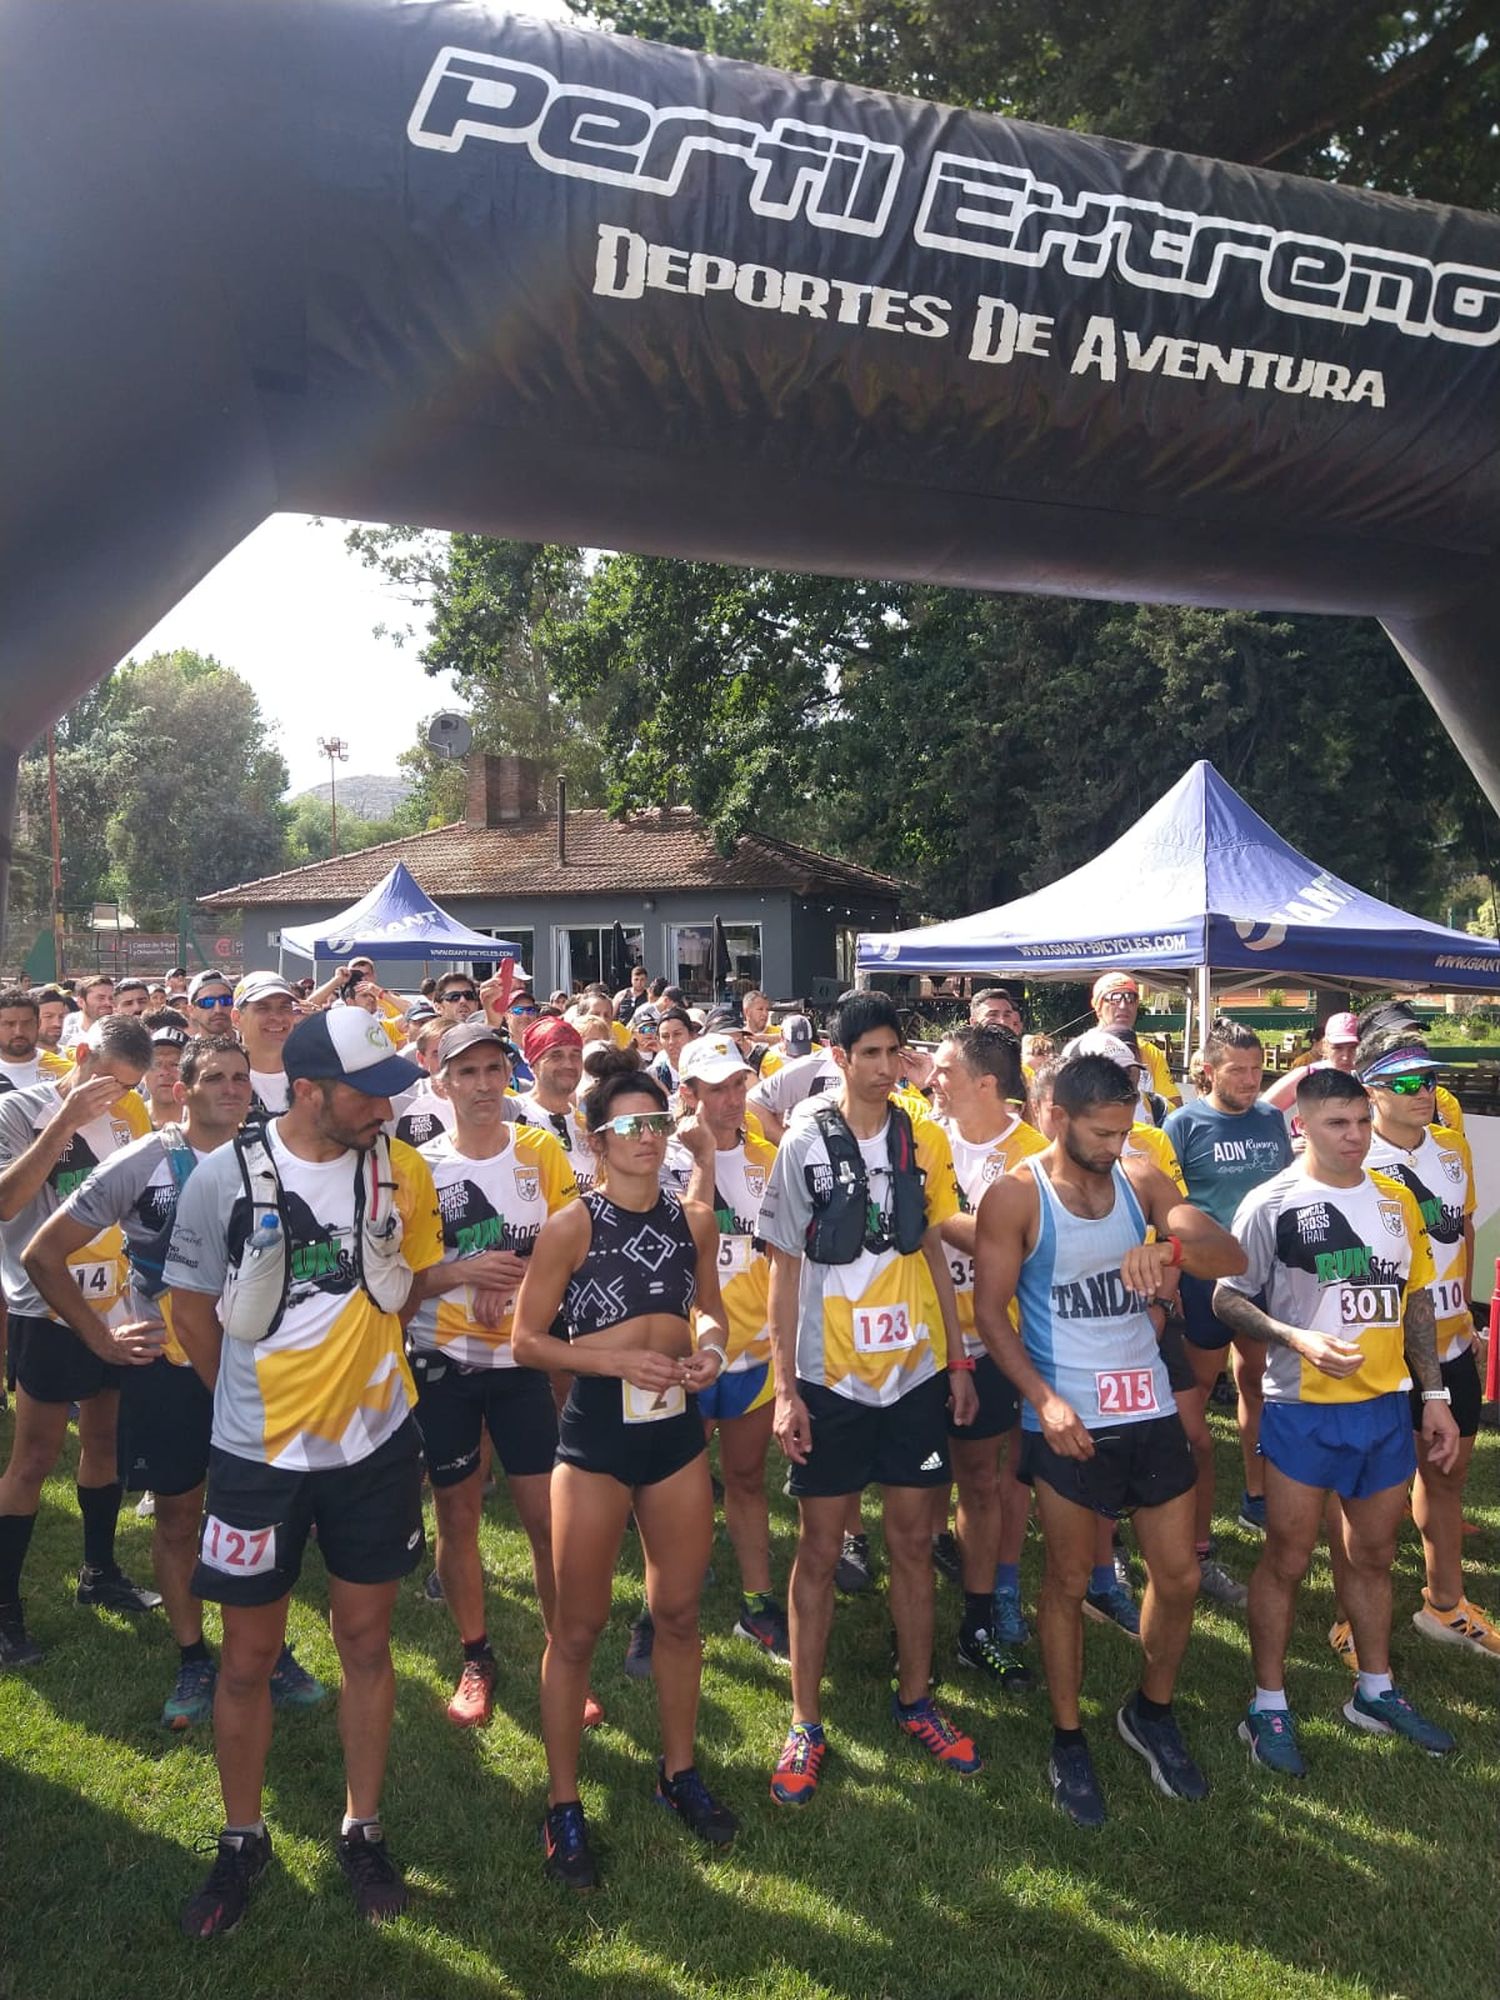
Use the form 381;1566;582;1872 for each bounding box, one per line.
1420;1387;1452;1403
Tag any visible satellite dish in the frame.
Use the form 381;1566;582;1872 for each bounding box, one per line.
426;711;473;759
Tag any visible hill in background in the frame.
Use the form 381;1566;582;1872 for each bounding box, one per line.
290;773;411;819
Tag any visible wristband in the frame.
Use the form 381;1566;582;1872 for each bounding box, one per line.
947;1356;976;1373
698;1343;728;1375
1166;1234;1184;1268
1420;1386;1452;1404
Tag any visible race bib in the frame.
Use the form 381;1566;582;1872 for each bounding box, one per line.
1431;1277;1467;1319
199;1515;278;1578
949;1254;974;1293
1337;1282;1401;1328
852;1303;916;1354
68;1260;117;1301
1095;1368;1160;1417
622;1381;687;1424
718;1234;754;1279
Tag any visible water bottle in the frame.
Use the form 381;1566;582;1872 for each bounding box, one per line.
247;1212;281;1256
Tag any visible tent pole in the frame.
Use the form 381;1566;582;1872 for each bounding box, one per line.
1192;964;1213;1076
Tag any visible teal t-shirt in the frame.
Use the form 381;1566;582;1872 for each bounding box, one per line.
1162;1097;1293;1228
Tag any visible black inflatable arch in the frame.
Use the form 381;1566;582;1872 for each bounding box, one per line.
4;0;1499;938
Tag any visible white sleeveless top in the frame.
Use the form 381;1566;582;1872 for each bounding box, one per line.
1013;1158;1174;1432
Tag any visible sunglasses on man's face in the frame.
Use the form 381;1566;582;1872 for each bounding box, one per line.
442;990;478;1003
194;993;234;1010
605;1112;673;1139
1379;1071;1438;1096
511;1003;539;1017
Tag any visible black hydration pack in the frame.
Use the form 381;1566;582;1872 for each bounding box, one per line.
803;1101;928;1266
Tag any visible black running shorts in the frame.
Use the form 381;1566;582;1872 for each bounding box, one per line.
555;1372;706;1489
8;1311;123;1404
117;1356;212;1496
790;1372;951;1499
192;1419;425;1606
413;1353;558;1486
947;1353;1020;1442
1019;1412;1196;1520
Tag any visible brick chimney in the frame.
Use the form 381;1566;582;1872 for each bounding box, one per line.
465;754;543;827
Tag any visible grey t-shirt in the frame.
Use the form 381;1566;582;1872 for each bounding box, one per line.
0;1082;143;1319
61;1128;213;1321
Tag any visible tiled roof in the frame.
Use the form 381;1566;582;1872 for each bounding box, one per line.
199;808;907;908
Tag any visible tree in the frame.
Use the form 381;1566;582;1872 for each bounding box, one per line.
104;651;289;925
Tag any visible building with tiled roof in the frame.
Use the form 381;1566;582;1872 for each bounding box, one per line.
205;757;907;1001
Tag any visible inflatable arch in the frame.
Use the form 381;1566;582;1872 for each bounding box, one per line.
3;0;1498;941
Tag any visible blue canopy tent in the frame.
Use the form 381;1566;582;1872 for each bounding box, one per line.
278;861;521;971
858;762;1500;1053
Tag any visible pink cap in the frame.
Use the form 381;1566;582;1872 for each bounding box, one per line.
1323;1011;1359;1044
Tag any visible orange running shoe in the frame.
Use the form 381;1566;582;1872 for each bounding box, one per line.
770;1722;827;1806
1413;1590;1500;1660
892;1694;982;1775
446;1655;497;1727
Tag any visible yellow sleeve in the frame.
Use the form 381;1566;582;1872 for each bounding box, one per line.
1144;1041;1181;1107
758;1047;784;1078
118;1091;153;1139
1133;1122;1188;1197
611;1020;630;1048
893;1087;934;1125
392;1141;444;1274
1435;1085;1465;1136
915;1118;961;1228
747;1132;780;1176
743;1108;770;1148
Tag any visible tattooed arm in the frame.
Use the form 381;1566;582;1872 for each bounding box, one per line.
1212;1285;1364;1379
1405;1285;1460;1472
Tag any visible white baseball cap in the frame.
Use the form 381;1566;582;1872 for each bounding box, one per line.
679;1035;754;1086
283;1007;423;1097
1066;1029;1143;1074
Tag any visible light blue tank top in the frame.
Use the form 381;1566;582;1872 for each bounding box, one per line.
1014;1158;1174;1432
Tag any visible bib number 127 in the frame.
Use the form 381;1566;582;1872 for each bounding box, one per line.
200;1515;277;1578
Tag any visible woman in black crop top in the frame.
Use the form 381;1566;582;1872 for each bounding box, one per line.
512;1056;738;1889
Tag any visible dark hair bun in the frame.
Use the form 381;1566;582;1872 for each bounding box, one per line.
583;1043;643;1083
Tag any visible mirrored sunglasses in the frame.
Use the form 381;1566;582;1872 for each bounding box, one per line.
1379;1070;1438;1095
606;1112;673;1138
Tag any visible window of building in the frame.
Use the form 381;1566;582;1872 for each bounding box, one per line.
551;925;645;996
667;921;762;1001
467;927;534;982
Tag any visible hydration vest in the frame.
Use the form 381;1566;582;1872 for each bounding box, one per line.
220;1124;409;1344
803;1101;928;1266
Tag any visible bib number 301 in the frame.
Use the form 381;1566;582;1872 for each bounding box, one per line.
852;1303;916;1354
1338;1282;1400;1327
622;1381;687;1424
199;1514;277;1578
1094;1368;1159;1416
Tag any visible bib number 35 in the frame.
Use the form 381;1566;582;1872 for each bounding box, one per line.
199;1514;277;1578
852;1303;916;1354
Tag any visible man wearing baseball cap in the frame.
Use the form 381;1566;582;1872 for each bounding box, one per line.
165;1006;443;1938
1090;974;1179;1119
667;1034;787;1659
233;972;299;1120
407;1020;583;1728
1264;1011;1360;1117
185;970;237;1039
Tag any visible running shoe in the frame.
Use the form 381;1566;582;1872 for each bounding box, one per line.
770;1722;827;1806
1328;1618;1360;1672
891;1694;982;1775
733;1596;790;1660
1196;1558;1248;1610
1237;1705;1306;1777
336;1821;409;1922
991;1586;1030;1648
135;1490;156;1520
163;1656;217;1730
270;1644;326;1709
1117;1696;1209;1801
623;1610;655;1679
834;1532;875;1594
1083;1580;1141;1637
0;1604;44;1670
446;1655;497;1728
1237;1491;1267;1534
1048;1739;1106;1828
179;1826;273;1941
654;1760;739;1849
76;1564;162;1612
956;1624;1034;1693
1343;1686;1456;1756
582;1689;606;1730
543;1801;599;1890
1412;1591;1500;1660
420;1567;444;1606
931;1531;962;1586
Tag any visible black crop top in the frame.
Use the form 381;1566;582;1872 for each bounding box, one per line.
563;1188;698;1337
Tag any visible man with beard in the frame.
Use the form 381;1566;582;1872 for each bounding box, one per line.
165;1008;442;1937
512;1017;594;1191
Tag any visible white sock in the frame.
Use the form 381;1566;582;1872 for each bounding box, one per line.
224;1819;266;1842
1251;1686;1289;1713
1356;1671;1393;1701
341;1813;382;1839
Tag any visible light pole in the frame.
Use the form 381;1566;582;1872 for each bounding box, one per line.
317;735;349;854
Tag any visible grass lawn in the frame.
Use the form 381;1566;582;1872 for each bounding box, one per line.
1;1410;1495;2000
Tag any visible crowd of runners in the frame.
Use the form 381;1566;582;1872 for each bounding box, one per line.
0;959;1492;1933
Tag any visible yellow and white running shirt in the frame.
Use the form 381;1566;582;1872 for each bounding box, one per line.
1223;1165;1435;1405
0;1082;149;1324
410;1124;577;1367
1124;1121;1188;1196
939;1115;1048;1357
513;1092;598;1193
759;1109;961;1405
1366;1124;1475;1362
165;1127;442;1470
662;1131;777;1372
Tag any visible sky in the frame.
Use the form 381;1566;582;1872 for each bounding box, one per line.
121;515;460;798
